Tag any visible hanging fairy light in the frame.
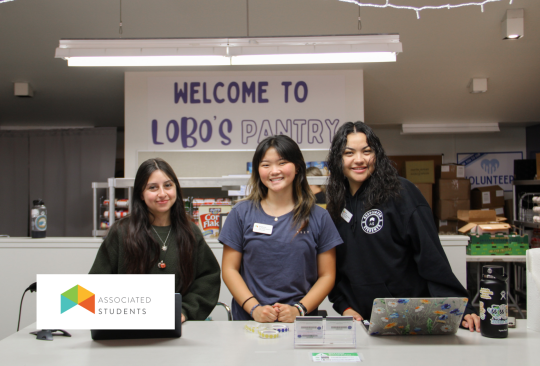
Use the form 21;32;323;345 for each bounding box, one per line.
339;0;514;19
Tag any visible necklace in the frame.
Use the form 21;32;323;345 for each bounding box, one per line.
152;226;171;269
153;227;171;268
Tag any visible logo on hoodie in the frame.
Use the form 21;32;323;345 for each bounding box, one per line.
361;209;383;234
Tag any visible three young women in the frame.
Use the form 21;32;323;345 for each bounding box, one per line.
325;122;481;332
219;135;342;322
89;158;221;322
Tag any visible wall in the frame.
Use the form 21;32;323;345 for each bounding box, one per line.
125;70;364;177
373;125;526;199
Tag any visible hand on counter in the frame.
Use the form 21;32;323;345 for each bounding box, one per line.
462;313;481;332
343;308;363;321
253;305;278;323
273;303;298;323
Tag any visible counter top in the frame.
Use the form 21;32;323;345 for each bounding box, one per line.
0;235;469;248
0;320;536;366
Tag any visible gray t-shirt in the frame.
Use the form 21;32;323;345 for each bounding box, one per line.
218;200;343;320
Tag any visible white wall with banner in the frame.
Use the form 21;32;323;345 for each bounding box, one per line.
125;70;364;177
457;151;523;192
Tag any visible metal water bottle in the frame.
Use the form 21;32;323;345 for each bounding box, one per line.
479;265;508;338
31;199;47;238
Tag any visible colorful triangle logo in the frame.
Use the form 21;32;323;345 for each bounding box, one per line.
60;285;95;314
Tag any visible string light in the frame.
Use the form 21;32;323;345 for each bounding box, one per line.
340;0;514;19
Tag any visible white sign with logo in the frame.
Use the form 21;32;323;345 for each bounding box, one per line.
37;274;175;329
457;152;523;192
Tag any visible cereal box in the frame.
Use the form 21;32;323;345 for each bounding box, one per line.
197;205;232;239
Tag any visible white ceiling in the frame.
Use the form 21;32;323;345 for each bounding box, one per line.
1;0;539;128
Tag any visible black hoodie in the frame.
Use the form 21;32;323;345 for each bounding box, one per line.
329;177;475;319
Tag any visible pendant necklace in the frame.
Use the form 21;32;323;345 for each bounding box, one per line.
263;199;279;221
152;226;171;269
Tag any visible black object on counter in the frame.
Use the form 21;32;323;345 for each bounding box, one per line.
479;265;509;338
31;199;47;238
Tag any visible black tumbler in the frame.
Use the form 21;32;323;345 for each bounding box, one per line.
479;265;508;338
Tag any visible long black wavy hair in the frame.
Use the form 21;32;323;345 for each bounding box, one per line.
326;121;401;222
117;158;195;295
245;135;315;232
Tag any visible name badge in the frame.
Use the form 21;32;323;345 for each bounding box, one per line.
341;208;353;223
253;223;273;235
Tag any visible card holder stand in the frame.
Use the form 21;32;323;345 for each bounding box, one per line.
294;316;356;349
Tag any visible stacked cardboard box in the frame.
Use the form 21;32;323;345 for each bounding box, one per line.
405;161;435;209
435;164;470;233
471;185;505;217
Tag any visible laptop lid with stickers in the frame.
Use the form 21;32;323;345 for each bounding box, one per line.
362;297;468;336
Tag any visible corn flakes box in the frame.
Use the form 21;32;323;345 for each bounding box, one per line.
197;205;232;239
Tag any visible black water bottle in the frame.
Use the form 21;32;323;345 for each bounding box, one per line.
31;199;47;238
479;265;508;338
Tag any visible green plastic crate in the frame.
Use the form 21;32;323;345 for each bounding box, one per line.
467;233;529;255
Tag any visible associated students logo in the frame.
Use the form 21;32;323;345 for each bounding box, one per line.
61;285;95;314
361;209;384;234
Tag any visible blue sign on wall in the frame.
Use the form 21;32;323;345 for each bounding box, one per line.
457;151;523;192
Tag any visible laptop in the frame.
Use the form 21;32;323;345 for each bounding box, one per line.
91;293;182;340
361;297;468;336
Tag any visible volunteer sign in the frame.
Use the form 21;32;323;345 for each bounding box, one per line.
37;274;175;329
147;75;348;150
457;151;523;192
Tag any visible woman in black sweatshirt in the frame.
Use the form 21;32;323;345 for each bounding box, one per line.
326;121;480;332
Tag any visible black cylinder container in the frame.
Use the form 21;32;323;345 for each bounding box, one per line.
31;199;47;238
479;265;508;338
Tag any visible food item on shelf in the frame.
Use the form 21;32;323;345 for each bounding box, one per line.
103;210;129;219
103;199;129;208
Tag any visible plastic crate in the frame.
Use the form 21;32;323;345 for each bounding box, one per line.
467;233;528;255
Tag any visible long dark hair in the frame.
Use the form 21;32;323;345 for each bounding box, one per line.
326;122;401;221
118;158;195;295
245;135;315;231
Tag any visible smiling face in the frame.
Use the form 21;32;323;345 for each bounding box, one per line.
342;132;376;195
258;147;297;196
141;170;177;220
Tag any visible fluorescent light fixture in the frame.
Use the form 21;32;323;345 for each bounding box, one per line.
55;35;402;67
66;56;230;67
401;123;500;135
502;9;524;40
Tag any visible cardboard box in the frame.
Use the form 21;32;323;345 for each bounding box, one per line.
537;153;540;180
457;210;511;235
405;160;435;184
414;183;433;208
437;218;460;234
471;185;505;210
436;179;471;200
436;199;470;220
467;233;529;255
439;164;466;179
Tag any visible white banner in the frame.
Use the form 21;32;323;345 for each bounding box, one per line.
37;274;175;330
457;151;523;191
147;74;350;150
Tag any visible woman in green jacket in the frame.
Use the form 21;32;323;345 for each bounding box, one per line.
90;158;220;322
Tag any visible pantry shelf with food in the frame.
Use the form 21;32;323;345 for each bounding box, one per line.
92;176;329;237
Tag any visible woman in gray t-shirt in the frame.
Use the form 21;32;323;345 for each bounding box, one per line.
219;135;343;322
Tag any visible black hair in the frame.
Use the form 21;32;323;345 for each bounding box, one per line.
326;121;401;221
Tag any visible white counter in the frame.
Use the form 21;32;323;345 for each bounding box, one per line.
0;235;468;341
1;320;537;366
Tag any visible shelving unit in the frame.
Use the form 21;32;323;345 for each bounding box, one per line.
92;176;329;237
512;180;540;234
